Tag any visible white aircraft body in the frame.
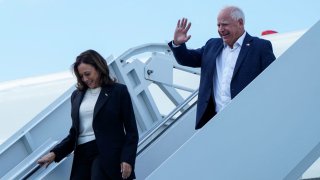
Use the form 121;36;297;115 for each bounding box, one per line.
0;23;319;179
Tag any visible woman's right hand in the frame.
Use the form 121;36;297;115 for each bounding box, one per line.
37;152;56;168
173;18;192;45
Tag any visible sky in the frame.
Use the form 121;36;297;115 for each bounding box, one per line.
0;0;319;82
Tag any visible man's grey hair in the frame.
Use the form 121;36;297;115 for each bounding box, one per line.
224;6;245;24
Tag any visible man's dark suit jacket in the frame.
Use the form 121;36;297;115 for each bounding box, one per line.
168;33;276;130
51;83;139;179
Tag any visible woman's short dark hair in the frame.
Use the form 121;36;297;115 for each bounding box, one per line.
72;49;116;90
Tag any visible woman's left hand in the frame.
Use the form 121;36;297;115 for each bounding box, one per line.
120;162;132;179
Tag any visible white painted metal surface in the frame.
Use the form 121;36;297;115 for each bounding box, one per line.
0;72;75;144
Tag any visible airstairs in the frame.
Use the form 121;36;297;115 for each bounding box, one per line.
0;43;200;179
0;20;320;179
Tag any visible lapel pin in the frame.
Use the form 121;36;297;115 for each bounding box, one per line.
246;43;250;46
105;93;108;96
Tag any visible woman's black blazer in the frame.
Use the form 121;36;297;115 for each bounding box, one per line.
51;83;139;179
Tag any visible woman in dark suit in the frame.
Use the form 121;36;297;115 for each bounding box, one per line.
38;50;139;180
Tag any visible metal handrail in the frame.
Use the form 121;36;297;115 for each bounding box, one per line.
138;89;198;147
20;165;41;180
